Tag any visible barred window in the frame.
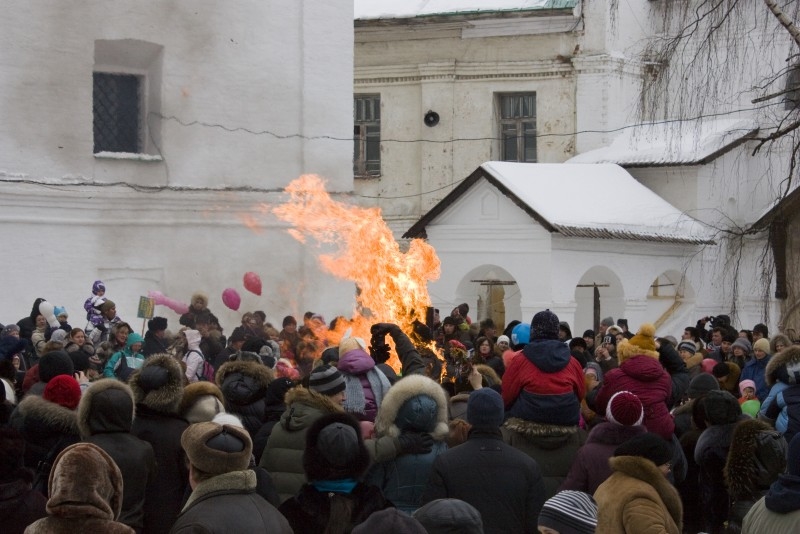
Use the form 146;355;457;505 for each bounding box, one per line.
93;72;141;154
499;94;537;163
354;95;381;177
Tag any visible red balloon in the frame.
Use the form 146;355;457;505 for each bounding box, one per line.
222;288;241;311
243;271;262;296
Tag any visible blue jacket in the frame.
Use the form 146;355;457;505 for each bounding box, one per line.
741;355;771;402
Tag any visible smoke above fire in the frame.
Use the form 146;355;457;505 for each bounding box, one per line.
271;174;441;348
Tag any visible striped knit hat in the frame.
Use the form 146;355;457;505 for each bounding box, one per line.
308;365;346;396
538;490;597;534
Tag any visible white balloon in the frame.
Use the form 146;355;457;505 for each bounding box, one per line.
38;300;60;328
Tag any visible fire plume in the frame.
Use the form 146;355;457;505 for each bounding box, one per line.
272;174;440;357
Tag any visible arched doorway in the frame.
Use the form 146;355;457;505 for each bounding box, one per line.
452;265;521;332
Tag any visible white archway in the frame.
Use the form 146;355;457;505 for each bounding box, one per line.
574;265;625;335
449;264;521;332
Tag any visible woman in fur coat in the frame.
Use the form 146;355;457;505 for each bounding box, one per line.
24;442;133;533
366;374;449;512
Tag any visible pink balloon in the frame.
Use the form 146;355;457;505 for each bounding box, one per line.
148;290;190;315
243;271;262;296
222;288;241;311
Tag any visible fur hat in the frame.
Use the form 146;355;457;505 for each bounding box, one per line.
413;499;483;534
677;340;697;354
128;354;185;414
614;432;672;466
374;374;449;441
77;379;135;439
180;381;226;424
43;375;82;410
531;309;560;341
753;338;771;354
39;350;74;382
147;317;168;332
466;388;504;428
190;292;208;308
47;442;123;520
181;422;252;475
352;508;427;534
304;412;370;481
703;390;741;425
606;391;644;426
688;372;720;398
538;490;598;534
308;364;346;396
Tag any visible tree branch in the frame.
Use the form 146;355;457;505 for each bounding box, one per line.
764;0;800;48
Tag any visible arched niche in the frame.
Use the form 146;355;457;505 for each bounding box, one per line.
574;265;625;335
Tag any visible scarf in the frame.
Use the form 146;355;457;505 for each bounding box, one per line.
342;368;391;417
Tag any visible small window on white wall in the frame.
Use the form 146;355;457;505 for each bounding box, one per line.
498;93;537;162
93;39;163;156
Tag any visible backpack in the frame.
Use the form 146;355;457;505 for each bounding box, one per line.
190;350;215;382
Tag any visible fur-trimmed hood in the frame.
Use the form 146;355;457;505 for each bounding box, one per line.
725;418;784;500
373;374;449;441
15;394;79;435
766;345;800;385
608;455;683;528
77;379;135;439
190;292;209;310
128;354;184;414
215;360;273;406
281;386;344;432
179;381;225;416
617;339;660;363
503;416;582;449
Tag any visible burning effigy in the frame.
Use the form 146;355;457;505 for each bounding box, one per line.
271;174;441;369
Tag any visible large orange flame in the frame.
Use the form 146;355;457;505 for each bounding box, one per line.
272;174;440;362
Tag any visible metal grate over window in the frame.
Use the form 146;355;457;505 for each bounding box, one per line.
500;93;537;163
354;95;381;176
93;72;141;154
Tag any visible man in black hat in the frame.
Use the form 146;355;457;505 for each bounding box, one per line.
142;317;169;357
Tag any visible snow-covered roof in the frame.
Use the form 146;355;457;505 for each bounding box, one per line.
404;162;715;244
354;0;577;20
567;118;759;167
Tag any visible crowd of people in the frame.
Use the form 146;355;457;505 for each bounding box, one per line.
1;285;800;533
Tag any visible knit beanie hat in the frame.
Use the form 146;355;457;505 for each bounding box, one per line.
352;508;427;534
701;358;719;374
181;422;252;475
677;340;697;354
538;490;598;534
753;338;771;354
49;329;68;345
531;309;560;340
43;375;82;410
497;335;510;345
614;432;672;466
466;388;504;428
628;323;657;353
92;280;105;295
688;372;720;398
39;350;75;382
606;391;644;426
304;412;370;481
732;337;752;353
442;316;458;327
308;364;346;396
739;379;757;396
413;498;483;534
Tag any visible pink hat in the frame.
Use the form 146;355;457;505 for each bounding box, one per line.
701;358;718;375
739;379;757;396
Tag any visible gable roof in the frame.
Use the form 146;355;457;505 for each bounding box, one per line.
403;162;715;244
354;0;577;20
566;118;759;167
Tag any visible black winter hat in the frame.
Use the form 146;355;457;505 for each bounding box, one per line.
304;412;370;481
147;316;168;332
531;309;560;340
687;373;719;398
703;390;741;425
39;350;74;382
614;432;672;466
466;388;504;428
264;377;295;406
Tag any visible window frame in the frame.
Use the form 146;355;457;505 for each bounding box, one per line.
497;93;538;163
353;94;381;178
92;70;145;154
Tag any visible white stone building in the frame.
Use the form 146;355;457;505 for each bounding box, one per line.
1;1;356;328
354;0;799;336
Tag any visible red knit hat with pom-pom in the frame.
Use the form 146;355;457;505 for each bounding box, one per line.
43;375;81;410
